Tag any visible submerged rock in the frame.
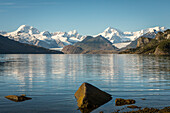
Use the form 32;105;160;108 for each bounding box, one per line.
127;105;141;109
124;107;160;113
74;82;112;113
115;98;136;106
113;106;170;113
5;94;32;102
158;106;170;113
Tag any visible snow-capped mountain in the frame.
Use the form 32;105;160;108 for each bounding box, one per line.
4;25;85;49
2;25;167;49
98;26;166;43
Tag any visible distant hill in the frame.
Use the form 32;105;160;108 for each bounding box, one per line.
62;35;118;54
61;45;84;54
0;35;63;54
74;35;118;50
119;29;170;55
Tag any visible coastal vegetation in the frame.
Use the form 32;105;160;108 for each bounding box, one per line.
119;29;170;55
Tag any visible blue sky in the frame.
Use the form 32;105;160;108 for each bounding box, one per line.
0;0;170;35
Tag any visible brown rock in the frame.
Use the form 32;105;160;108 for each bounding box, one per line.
141;98;146;100
127;105;141;109
74;82;112;112
114;106;170;113
158;106;170;113
5;94;32;102
115;98;136;106
155;32;164;40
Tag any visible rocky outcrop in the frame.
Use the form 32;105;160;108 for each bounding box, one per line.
136;37;152;47
155;29;170;40
62;45;84;54
155;32;164;40
74;82;112;112
5;94;32;102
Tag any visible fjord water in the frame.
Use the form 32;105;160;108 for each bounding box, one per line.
0;54;170;113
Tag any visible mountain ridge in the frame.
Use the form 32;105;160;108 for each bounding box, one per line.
0;35;63;54
2;25;167;49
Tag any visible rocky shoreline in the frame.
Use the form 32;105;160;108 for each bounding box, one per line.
74;83;170;113
108;106;170;113
5;83;170;113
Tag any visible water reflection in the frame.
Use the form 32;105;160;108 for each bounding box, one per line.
0;54;170;88
0;54;170;112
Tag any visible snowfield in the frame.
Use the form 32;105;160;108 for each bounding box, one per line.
2;25;166;49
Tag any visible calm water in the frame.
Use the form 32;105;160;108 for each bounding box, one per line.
0;54;170;113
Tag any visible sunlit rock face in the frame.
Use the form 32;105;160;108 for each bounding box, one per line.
136;37;152;47
74;82;112;113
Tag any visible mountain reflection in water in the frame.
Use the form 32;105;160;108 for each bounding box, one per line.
0;54;169;113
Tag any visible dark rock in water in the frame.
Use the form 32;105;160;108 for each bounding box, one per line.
122;107;160;113
141;98;146;100
127;105;141;109
74;82;112;113
5;94;32;102
115;98;135;106
116;106;170;113
158;106;170;113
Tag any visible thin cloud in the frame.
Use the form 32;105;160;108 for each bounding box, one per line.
0;2;15;6
40;2;61;5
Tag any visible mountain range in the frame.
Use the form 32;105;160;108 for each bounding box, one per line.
1;25;166;49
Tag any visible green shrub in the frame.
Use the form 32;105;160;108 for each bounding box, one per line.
158;40;170;53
